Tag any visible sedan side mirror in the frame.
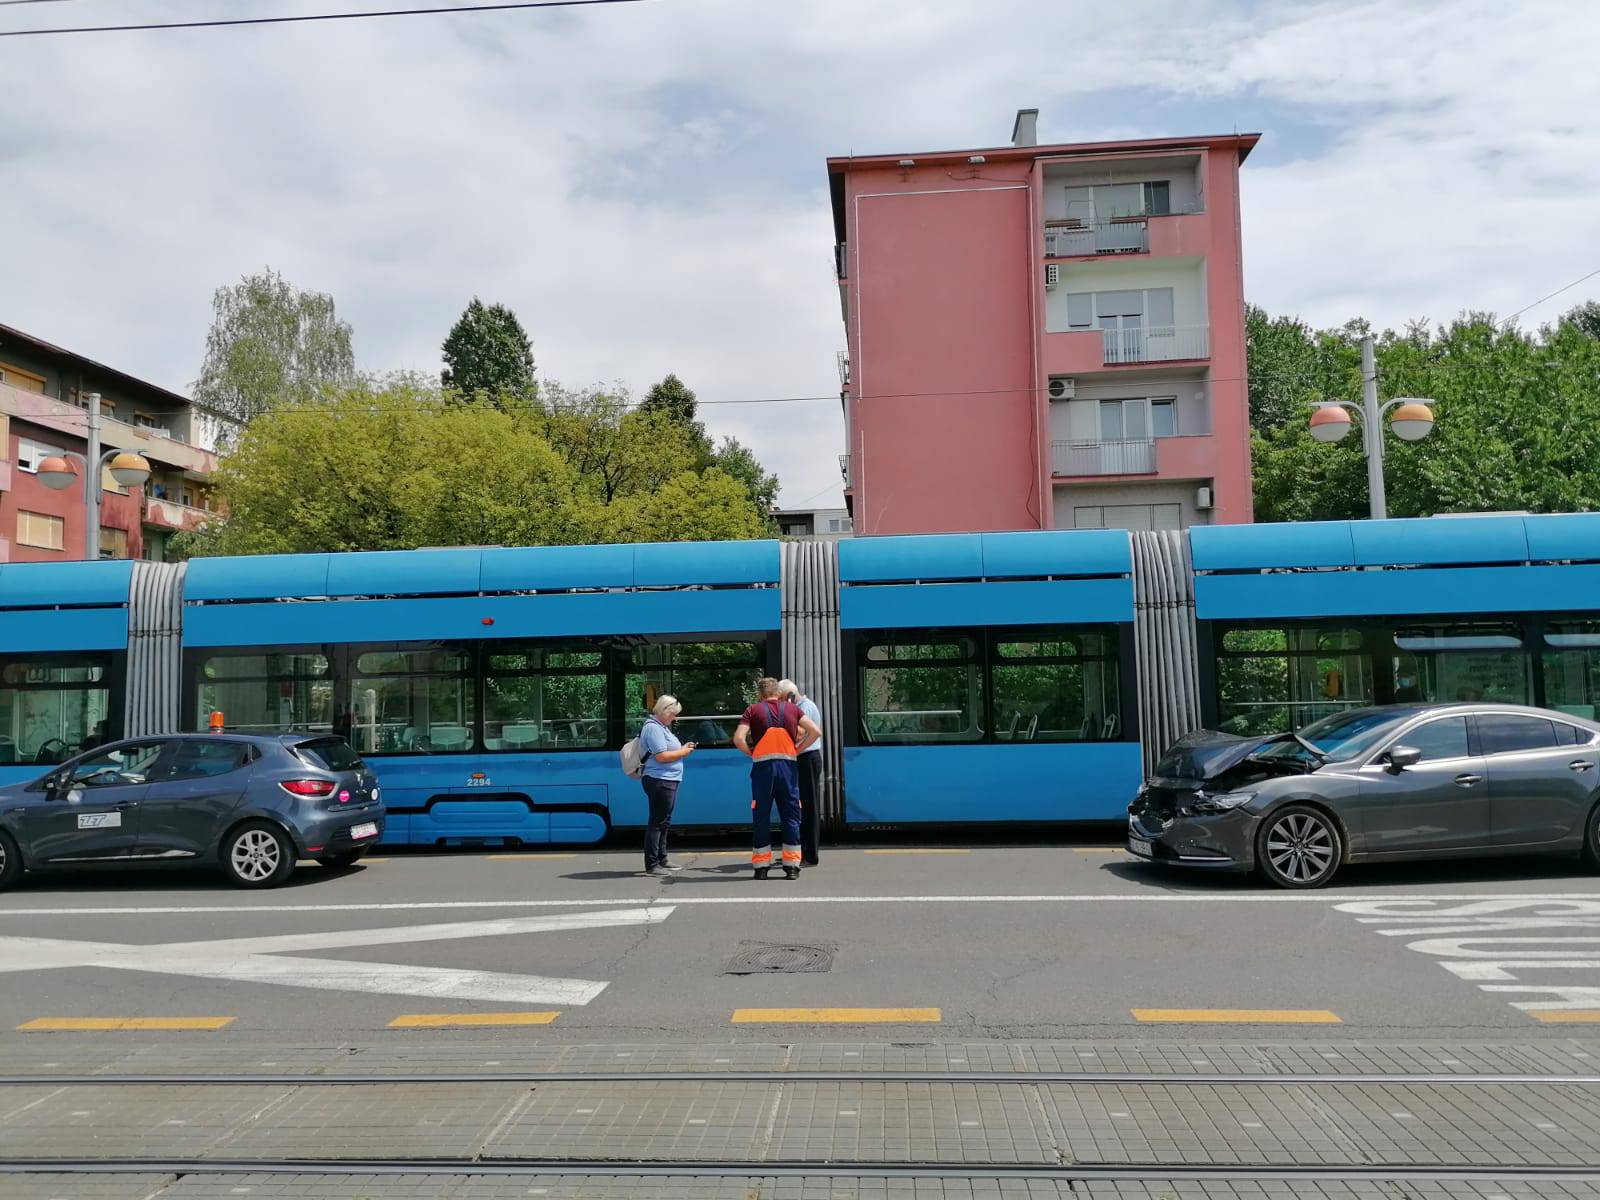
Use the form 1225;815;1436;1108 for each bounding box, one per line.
1386;745;1423;772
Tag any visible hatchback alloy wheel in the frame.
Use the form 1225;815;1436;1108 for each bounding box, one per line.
223;822;293;888
1258;806;1341;889
0;830;19;891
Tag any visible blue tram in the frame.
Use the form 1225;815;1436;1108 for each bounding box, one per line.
0;512;1599;844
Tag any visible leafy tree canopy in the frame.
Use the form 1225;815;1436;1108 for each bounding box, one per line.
1248;303;1600;521
173;380;771;557
441;298;536;403
193;268;356;424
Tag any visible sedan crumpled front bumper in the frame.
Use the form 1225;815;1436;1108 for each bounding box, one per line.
1127;802;1256;872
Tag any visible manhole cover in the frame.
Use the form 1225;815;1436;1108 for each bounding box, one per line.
724;941;835;974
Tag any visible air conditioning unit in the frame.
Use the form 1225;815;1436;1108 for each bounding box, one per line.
1044;263;1060;290
1048;378;1075;400
1196;485;1214;511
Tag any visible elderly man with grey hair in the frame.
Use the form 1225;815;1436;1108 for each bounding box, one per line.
777;678;824;866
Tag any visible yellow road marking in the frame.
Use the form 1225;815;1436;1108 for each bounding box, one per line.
388;1012;560;1028
1526;1010;1600;1024
359;857;390;863
731;1008;941;1024
19;1017;235;1032
1073;847;1125;854
1132;1009;1342;1024
485;853;578;860
862;849;969;855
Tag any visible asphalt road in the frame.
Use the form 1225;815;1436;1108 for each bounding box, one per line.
4;839;1600;1041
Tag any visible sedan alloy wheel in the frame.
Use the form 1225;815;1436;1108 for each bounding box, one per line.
1258;806;1342;889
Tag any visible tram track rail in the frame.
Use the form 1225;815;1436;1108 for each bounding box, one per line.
2;1068;1599;1086
1;1157;1599;1183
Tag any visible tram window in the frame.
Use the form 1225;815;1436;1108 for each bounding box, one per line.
1215;625;1370;736
626;641;762;747
0;655;112;766
1392;623;1529;706
859;635;983;744
349;647;475;754
992;629;1122;742
485;644;608;751
198;651;331;736
1543;622;1600;721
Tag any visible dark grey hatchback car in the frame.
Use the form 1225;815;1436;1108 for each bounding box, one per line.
1128;704;1600;888
0;733;384;891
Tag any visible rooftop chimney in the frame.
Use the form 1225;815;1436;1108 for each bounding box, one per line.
1011;108;1038;148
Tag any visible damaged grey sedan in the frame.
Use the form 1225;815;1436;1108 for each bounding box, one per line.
1127;704;1600;888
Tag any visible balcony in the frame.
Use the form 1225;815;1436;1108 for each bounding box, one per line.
143;496;212;534
1044;217;1148;257
1052;439;1156;477
836;350;851;389
1102;325;1209;365
838;453;851;485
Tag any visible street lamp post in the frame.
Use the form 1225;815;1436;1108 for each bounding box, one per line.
1308;334;1437;520
34;392;152;559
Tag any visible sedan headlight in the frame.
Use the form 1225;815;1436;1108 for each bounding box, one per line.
1192;789;1256;814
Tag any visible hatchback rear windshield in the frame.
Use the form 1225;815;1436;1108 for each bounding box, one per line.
295;737;364;772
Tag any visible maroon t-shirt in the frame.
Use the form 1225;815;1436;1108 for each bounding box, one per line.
742;699;802;743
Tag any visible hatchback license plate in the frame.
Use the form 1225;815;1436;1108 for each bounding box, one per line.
1127;836;1153;859
350;822;378;841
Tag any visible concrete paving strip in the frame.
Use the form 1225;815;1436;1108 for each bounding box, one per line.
4;1079;1600;1169
11;891;1600;916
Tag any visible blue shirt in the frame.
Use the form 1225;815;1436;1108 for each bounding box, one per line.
797;696;823;754
639;717;683;781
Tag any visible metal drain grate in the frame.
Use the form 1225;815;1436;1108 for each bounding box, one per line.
724;941;836;974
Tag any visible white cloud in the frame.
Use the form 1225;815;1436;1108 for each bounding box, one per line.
2;0;1596;510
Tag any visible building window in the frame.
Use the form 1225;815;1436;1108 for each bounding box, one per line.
1099;398;1177;440
1073;503;1183;532
626;641;763;747
16;510;64;551
0;655;113;765
199;651;332;735
828;517;853;533
0;362;47;395
134;413;167;434
484;643;608;751
98;527;129;559
16;438;66;474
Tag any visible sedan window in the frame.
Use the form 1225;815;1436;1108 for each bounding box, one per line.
1393;716;1469;762
1476;714;1559;756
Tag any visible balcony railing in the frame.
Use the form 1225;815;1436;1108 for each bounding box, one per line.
1052;439;1157;477
838;453;851;485
1044;217;1148;257
1102;324;1209;365
836;350;851;389
834;242;848;279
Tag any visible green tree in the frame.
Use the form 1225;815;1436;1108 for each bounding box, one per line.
1248;305;1600;521
709;436;780;518
174;380;774;557
1561;301;1600;339
193;268;356;424
441;298;536;403
639;373;703;430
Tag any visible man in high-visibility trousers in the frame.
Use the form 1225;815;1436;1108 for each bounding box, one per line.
733;677;822;880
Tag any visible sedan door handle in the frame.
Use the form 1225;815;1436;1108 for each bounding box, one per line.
1570;760;1595;772
115;800;139;809
1454;774;1482;787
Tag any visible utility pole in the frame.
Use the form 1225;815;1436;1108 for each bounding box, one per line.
84;391;103;559
1360;336;1386;521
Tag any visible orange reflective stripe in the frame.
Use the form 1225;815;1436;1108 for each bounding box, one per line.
752;849;773;865
780;846;801;864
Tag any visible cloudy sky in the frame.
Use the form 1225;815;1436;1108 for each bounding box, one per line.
4;0;1597;511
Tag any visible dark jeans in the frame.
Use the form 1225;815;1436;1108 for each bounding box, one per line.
798;751;823;863
642;776;679;869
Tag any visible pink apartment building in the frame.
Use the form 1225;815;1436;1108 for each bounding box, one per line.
828;110;1259;535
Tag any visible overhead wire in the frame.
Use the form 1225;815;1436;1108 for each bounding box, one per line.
0;0;651;36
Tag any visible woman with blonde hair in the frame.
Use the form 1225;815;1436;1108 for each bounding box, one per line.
639;694;696;877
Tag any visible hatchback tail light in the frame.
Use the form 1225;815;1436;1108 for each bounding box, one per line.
279;778;337;797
